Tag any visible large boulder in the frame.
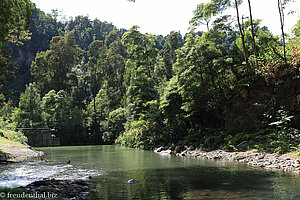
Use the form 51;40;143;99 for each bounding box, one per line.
174;145;183;154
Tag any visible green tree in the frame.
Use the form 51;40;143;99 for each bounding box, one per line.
42;90;58;129
65;16;93;50
31;31;83;95
105;30;122;48
121;26;159;123
190;0;231;31
190;3;217;31
14;83;44;128
104;107;126;143
42;89;86;145
84;40;107;134
102;54;126;110
0;0;33;101
160;31;183;81
27;6;65;54
0;0;33;46
87;88;109;142
161;33;233;141
0;48;14;97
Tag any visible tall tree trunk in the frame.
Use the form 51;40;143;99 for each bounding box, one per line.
278;0;287;63
247;0;258;68
234;0;251;72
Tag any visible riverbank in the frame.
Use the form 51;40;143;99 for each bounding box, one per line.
155;147;300;172
0;136;43;162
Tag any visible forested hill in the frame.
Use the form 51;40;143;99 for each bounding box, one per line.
3;5;120;101
0;1;300;153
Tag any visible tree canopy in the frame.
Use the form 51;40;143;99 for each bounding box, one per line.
0;0;299;153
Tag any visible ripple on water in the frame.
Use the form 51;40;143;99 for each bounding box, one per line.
0;161;103;188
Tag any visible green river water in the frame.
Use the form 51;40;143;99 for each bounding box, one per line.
1;145;300;199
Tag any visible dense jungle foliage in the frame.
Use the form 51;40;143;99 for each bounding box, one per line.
0;0;300;153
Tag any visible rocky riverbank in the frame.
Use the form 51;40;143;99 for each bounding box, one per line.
0;136;43;162
20;178;100;200
155;146;300;172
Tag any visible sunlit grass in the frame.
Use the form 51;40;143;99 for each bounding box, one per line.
0;136;26;148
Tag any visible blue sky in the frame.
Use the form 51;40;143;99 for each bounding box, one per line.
31;0;299;36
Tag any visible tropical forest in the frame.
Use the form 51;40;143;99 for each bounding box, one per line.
0;0;300;199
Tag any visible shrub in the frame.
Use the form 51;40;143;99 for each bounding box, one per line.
1;129;28;145
8;130;28;145
115;120;166;150
115;127;156;150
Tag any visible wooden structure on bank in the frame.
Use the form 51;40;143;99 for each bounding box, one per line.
14;127;60;147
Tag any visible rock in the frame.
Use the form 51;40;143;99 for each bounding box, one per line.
178;150;187;157
84;175;92;180
293;163;300;168
128;179;138;184
159;150;172;155
174;145;183;154
264;161;271;166
156;145;300;173
213;155;222;159
154;147;164;153
258;155;265;159
20;179;94;199
188;145;195;151
165;142;172;150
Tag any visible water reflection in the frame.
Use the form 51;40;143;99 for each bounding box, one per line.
93;165;300;200
1;145;300;200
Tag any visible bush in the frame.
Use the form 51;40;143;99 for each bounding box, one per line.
115;127;156;150
115;119;166;150
8;130;28;145
0;116;28;145
1;129;28;145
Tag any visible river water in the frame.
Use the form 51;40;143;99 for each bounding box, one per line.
1;145;300;199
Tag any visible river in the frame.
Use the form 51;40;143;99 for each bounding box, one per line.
1;145;300;199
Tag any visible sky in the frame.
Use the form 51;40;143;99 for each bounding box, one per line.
31;0;300;36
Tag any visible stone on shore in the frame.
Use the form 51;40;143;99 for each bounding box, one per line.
154;146;300;173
